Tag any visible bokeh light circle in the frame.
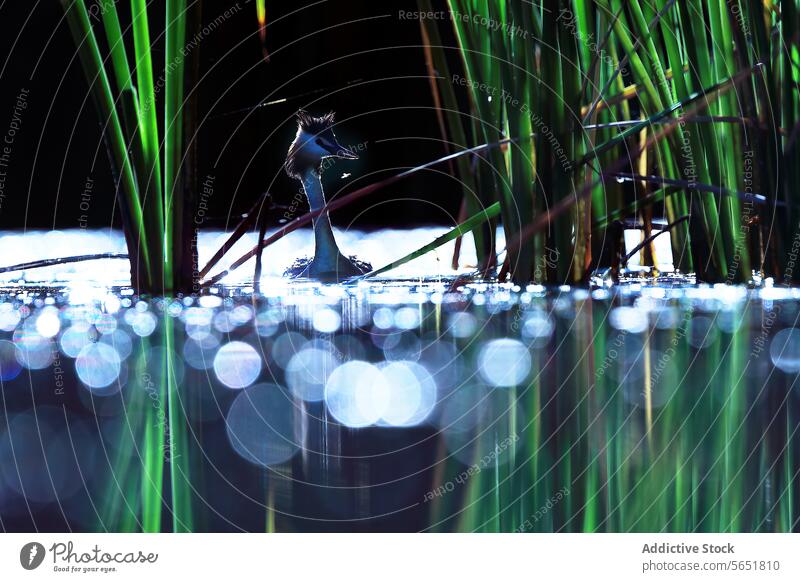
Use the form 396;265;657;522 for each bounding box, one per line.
478;338;531;387
214;341;262;389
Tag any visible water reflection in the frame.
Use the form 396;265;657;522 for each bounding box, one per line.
0;281;798;532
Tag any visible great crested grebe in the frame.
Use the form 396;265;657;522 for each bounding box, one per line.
283;110;370;281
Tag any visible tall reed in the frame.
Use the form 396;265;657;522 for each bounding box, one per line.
419;0;800;284
61;0;196;294
61;0;197;533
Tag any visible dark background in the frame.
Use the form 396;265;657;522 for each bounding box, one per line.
0;0;466;231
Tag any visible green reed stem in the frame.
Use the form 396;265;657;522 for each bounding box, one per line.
59;0;153;289
359;202;501;278
164;316;193;531
131;0;165;289
164;0;187;293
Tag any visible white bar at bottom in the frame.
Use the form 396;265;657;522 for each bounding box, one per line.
0;533;797;581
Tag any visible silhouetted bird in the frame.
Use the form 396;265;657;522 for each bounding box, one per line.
284;110;370;280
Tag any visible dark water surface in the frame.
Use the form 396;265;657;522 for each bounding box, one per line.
0;279;798;532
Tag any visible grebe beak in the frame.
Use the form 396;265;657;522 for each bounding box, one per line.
327;139;359;160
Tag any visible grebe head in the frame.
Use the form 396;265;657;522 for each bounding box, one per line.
285;110;358;179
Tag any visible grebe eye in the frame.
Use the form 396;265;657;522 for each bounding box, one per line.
315;138;324;146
